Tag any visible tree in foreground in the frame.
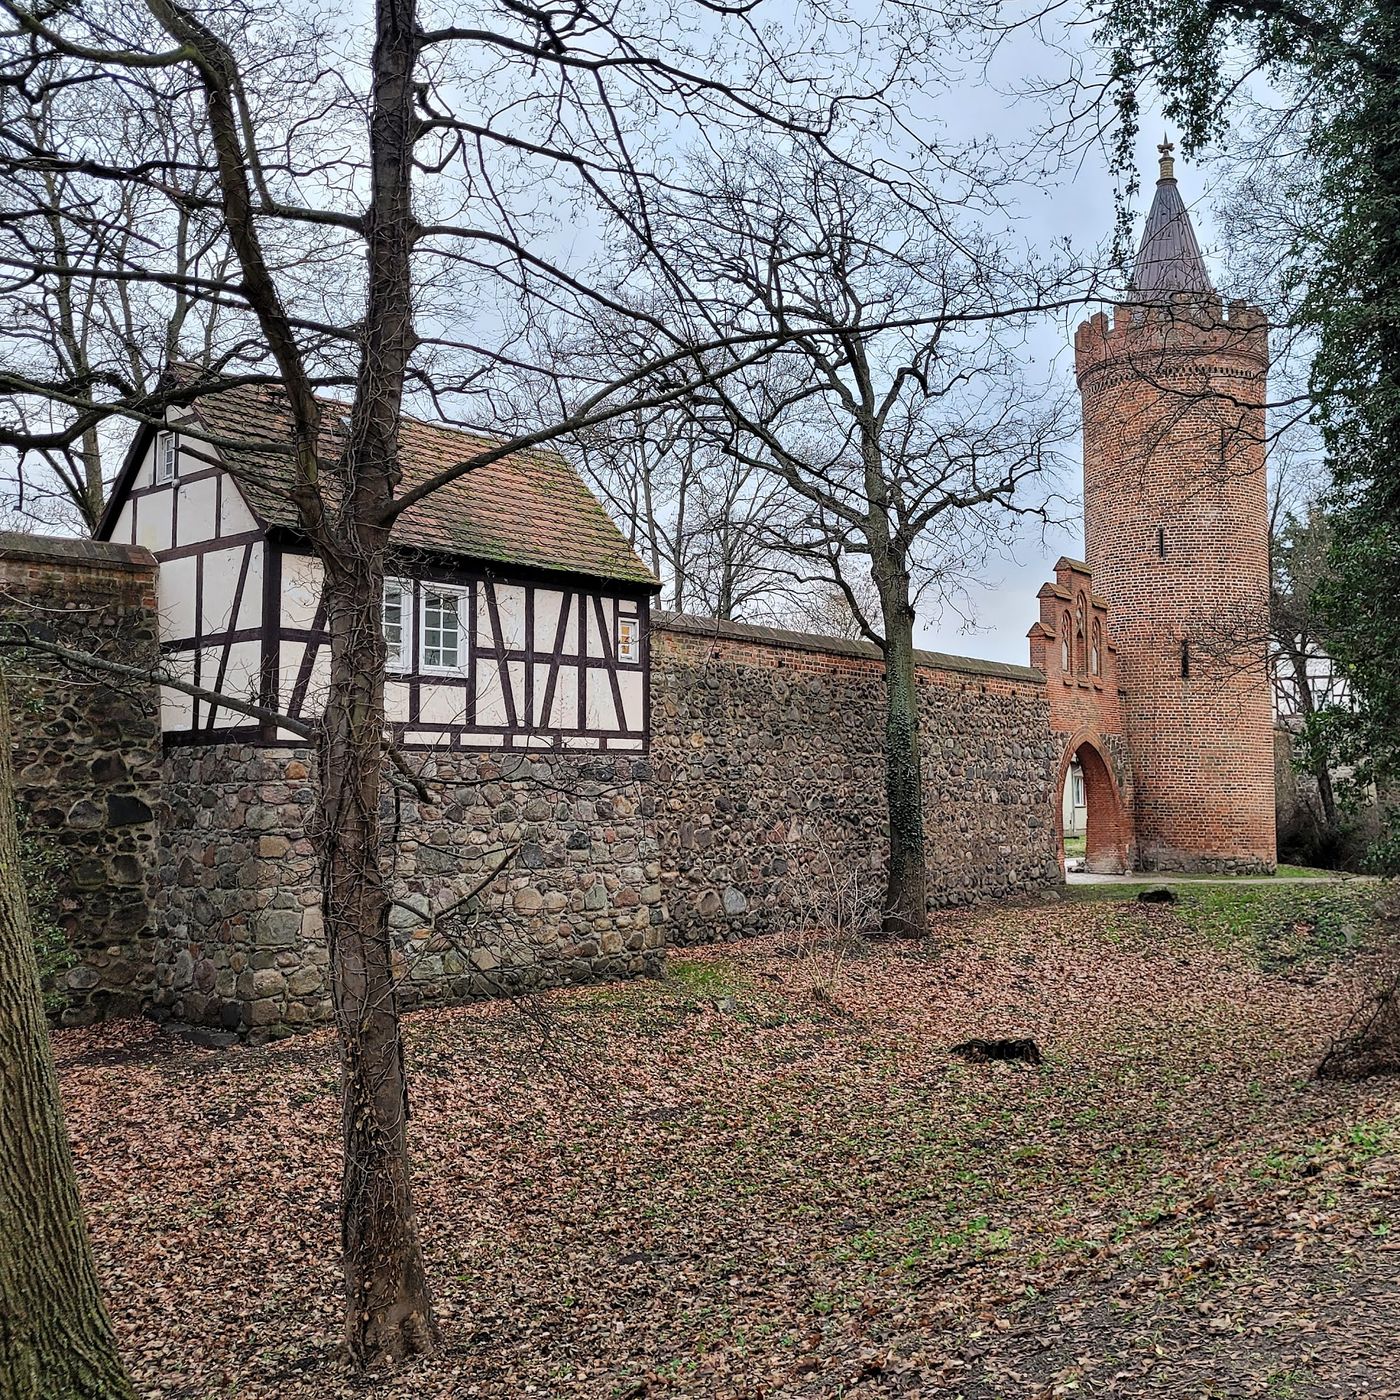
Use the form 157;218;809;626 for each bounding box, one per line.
0;667;135;1400
602;145;1071;934
0;0;956;1363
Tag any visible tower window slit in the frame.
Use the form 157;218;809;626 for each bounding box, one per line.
1180;640;1190;680
1157;525;1166;558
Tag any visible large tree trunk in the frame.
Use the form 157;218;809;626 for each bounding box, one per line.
0;672;135;1400
319;559;440;1366
874;563;929;937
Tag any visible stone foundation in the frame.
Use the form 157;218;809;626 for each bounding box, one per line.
156;743;663;1038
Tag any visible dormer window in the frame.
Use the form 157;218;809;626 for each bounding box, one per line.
155;430;177;484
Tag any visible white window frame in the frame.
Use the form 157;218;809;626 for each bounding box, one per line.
383;577;410;673
617;614;640;664
418;583;469;676
154;430;177;485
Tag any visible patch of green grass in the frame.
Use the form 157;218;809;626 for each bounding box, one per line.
1273;864;1337;879
1253;1117;1396;1183
1064;879;1386;971
665;957;745;1000
1063;833;1086;857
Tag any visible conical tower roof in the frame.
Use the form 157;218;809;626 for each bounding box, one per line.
1130;140;1213;299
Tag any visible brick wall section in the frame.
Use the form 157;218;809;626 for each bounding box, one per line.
0;533;162;1021
1028;558;1136;872
650;613;1063;942
1076;298;1276;872
156;744;662;1038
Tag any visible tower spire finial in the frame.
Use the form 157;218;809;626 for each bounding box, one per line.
1158;135;1175;182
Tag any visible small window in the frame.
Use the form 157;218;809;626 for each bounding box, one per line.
1060;612;1071;672
1072;772;1085;808
617;615;640;664
1090;620;1102;676
383;579;407;671
1157;525;1166;558
1180;640;1190;680
420;588;464;673
155;430;177;484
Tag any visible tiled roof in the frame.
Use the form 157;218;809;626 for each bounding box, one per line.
183;379;658;588
1130;169;1213;300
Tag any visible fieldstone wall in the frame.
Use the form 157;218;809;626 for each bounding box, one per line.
650;613;1062;943
5;533;1073;1039
0;534;162;1022
156;742;662;1039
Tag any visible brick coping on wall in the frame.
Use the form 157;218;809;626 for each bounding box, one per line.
652;610;1043;684
0;531;156;574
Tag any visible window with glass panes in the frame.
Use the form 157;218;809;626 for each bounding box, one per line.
420;588;463;672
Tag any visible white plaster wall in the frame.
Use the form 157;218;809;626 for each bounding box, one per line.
618;668;644;731
175;474;218;548
419;684;471;726
281;553;323;629
585;667;619;731
199;543;263;633
160;555;198;639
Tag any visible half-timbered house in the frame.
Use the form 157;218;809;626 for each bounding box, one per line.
95;379;659;749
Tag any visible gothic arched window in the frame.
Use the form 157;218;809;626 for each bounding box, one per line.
1075;595;1088;672
1090;620;1102;676
1061;612;1071;671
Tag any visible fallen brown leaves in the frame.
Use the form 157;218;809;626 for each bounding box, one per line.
53;891;1400;1398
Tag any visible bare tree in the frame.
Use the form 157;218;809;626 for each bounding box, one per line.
0;0;960;1367
573;411;787;617
0;62;252;531
602;144;1071;934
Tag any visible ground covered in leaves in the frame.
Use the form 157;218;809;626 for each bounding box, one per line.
58;880;1400;1398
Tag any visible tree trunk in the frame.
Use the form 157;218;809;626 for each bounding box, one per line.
0;672;135;1400
318;559;440;1366
874;564;929;937
1288;646;1339;829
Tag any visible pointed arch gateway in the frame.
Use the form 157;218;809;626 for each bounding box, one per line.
1057;732;1130;875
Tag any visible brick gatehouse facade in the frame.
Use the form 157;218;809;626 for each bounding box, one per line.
2;150;1275;1036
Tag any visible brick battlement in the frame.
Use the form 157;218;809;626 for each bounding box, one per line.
1075;296;1267;386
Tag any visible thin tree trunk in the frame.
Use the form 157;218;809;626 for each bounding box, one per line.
0;672;135;1400
1288;645;1339;828
317;0;440;1364
874;563;929;936
320;559;439;1366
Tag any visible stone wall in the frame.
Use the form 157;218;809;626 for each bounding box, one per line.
156;743;663;1039
0;533;162;1022
5;531;1073;1039
650;613;1062;943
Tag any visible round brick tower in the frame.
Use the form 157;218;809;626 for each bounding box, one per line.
1074;144;1276;871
